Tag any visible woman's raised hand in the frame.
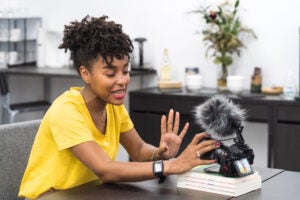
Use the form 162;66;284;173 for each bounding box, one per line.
156;109;189;160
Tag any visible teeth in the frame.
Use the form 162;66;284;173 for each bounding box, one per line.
113;90;124;94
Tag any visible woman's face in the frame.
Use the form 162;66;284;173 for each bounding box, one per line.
81;56;131;106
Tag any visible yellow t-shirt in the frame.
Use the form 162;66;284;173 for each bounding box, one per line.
18;87;133;199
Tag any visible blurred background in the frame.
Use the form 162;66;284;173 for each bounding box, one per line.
1;0;299;90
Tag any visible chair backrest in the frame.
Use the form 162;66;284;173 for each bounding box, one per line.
0;72;9;96
0;119;41;200
0;75;10;109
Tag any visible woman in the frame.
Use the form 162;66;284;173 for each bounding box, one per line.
19;15;219;199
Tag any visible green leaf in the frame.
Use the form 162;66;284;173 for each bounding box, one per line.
192;0;256;68
235;0;240;9
214;57;221;64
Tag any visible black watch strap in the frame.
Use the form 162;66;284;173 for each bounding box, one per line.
158;174;166;184
153;160;166;184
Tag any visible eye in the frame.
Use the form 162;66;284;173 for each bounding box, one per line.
123;70;130;75
106;73;115;77
105;68;116;77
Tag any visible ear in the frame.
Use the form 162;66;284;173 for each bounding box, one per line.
79;66;90;84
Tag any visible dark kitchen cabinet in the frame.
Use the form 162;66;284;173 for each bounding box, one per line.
129;87;300;172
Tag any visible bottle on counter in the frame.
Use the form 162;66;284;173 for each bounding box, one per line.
160;48;171;81
283;71;297;100
250;67;262;93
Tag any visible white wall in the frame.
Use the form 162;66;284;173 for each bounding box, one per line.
2;0;300;90
0;1;277;164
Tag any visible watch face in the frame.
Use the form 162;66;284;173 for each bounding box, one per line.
153;160;166;183
154;163;162;172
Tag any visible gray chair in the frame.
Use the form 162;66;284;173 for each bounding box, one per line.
0;72;51;124
0;119;41;200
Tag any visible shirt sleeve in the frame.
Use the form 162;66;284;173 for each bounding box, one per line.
49;103;94;151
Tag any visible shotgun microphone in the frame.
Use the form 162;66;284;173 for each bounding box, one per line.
193;95;254;177
193;95;246;138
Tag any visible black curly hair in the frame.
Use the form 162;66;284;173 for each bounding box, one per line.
59;15;133;73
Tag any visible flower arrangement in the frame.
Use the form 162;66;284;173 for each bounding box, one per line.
192;0;257;88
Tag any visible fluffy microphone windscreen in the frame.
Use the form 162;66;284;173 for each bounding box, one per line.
193;95;246;137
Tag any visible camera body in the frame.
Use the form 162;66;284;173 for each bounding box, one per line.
201;125;254;177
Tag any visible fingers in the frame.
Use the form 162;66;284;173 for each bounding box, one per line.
162;109;188;137
160;114;167;135
178;122;189;139
162;109;181;134
197;140;218;156
167;109;174;133
190;132;211;145
173;111;180;134
157;144;168;156
198;159;217;165
197;138;217;149
189;132;218;162
196;133;219;155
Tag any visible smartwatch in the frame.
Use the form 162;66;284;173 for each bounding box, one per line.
153;160;166;183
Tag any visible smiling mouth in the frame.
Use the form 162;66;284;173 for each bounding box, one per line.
112;89;126;94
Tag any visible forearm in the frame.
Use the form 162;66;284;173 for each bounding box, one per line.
99;158;191;182
96;160;156;182
97;159;179;183
130;143;158;162
71;141;164;182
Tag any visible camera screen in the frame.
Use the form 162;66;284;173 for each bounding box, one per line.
233;158;254;177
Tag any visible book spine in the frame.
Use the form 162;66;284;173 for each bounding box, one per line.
177;177;261;192
177;180;262;197
178;171;259;184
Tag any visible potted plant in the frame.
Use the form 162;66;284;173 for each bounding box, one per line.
192;0;257;90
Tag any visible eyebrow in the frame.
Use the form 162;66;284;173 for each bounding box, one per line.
104;62;129;69
103;65;116;70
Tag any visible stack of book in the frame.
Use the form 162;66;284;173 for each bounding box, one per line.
177;164;262;197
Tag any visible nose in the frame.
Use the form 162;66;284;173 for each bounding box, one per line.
116;74;128;85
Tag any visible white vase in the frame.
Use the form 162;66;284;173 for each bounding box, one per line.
227;75;244;93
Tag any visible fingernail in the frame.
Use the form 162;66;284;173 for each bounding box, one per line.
215;141;221;148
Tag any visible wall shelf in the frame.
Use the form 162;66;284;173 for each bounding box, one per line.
0;17;42;67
